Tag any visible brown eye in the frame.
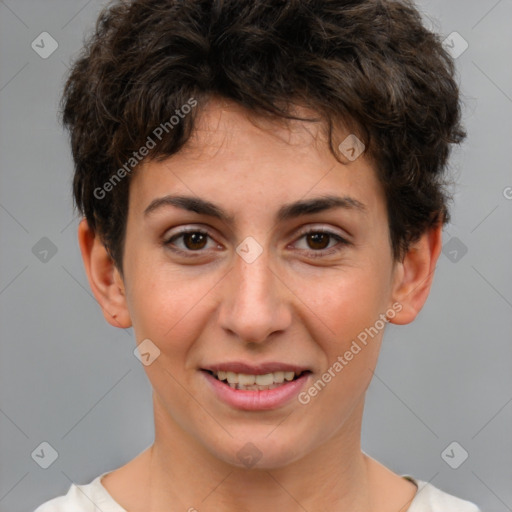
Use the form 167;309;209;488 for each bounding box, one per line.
164;229;216;254
293;228;350;258
182;232;208;250
306;232;331;250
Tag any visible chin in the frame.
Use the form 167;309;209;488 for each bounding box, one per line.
208;432;311;470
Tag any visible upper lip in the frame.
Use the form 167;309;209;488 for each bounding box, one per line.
202;362;310;375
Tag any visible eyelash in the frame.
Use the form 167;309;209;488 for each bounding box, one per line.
163;227;350;258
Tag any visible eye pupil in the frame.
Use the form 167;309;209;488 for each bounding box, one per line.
307;233;330;250
184;232;207;250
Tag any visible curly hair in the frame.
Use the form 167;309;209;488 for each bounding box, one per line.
61;0;466;272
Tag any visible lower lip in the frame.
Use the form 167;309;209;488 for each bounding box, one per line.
201;370;311;411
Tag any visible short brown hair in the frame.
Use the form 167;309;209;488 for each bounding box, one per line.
61;0;466;272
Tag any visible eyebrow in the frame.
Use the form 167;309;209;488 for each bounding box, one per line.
143;194;367;224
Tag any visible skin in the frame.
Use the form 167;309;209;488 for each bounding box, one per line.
78;97;443;512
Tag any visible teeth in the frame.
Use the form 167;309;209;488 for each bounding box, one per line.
255;373;273;386
239;373;256;385
212;370;302;387
284;371;295;381
273;371;285;383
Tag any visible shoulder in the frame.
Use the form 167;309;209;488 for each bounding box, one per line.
33;472;126;512
404;476;482;512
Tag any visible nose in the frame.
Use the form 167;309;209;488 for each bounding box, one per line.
218;245;292;344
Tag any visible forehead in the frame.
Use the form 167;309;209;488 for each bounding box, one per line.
128;98;386;225
175;98;362;169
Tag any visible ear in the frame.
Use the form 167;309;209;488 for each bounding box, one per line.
388;222;443;325
77;218;132;329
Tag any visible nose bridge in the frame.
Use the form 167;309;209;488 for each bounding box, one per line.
219;244;291;343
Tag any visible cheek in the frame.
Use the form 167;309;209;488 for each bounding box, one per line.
307;266;389;341
126;266;210;353
298;276;385;423
298;266;389;400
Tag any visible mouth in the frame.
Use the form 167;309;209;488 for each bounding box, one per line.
200;361;312;410
202;369;310;391
200;363;312;410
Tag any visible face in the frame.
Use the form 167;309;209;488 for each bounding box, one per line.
110;99;404;468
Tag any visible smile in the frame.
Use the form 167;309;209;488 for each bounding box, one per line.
200;368;312;410
205;369;307;390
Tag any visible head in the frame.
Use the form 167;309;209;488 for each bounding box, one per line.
63;0;465;469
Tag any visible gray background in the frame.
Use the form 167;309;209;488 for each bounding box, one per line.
0;1;511;511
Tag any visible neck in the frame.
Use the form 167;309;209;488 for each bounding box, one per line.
145;395;376;512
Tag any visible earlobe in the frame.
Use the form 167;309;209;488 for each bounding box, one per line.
77;218;132;329
388;222;443;325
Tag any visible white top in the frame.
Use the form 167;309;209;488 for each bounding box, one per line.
34;471;481;512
